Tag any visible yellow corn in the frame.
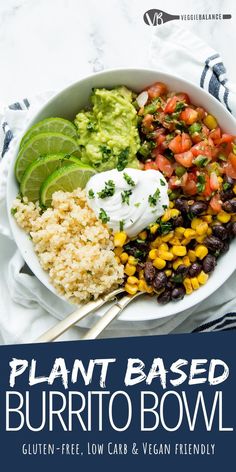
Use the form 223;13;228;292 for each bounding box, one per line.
184;228;196;239
196;235;206;243
149;249;159;260
233;184;236;195
202;215;212;224
191;277;200;290
159;242;169;251
161;209;172;222
114;231;127;247
196;222;208;235
217;211;231;223
153;257;166;270
124;264;136;276
127;276;139;285
161;231;174;242
169;237;182;246
197;271;209;285
150;223;159;234
207;227;212;236
170;209;180;218
128;255;138;265
175;226;185;237
188;250;197;262
169;201;174;208
204;114;218;130
183;277;193;295
182;238;191;246
157;250;174;261
138;279;153;293
125;283;138;295
139;269;144;280
165;270;172;277
151;236;162;248
195;245;208;260
139;230;147;240
172;245;187;257
191;218;203;230
183;256;191;267
173;258;183;270
114;247;123;256
120;252;129;264
115;256;121;264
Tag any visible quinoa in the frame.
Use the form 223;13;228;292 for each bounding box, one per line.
12;188;124;303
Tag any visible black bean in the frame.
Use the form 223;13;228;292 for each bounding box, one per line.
171;286;186;301
222;199;236;213
202;254;217;273
221;240;230;254
153;272;168;291
220;189;234;202
188;262;202;277
189;201;208;216
212;224;229;240
172;215;184;228
175;198;189;215
204;236;224;253
232;222;236;236
171;264;189;283
144;262;156;285
157;289;172;304
175;264;189;276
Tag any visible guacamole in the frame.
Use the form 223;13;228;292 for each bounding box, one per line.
74;87;140;171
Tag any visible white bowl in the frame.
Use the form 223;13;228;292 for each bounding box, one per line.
6;68;236;322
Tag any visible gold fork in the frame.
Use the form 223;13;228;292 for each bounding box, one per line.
35;289;143;343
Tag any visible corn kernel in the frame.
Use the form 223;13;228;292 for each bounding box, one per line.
151;237;162;248
197;271;209;285
149;249;159;260
175;227;185;237
202;215;212;224
182;238;191;246
170;209;180;218
139;230;147;240
196;235;206;243
115;256;121;264
207;227;212;236
217;211;231;223
159;242;169;251
153;257;166;269
169;201;174;208
173;258;183;270
150;223;159;234
183;277;193;295
191;218;203;230
125;283;138;295
161;231;174;242
124;264;136;276
157;250;174;261
191;277;200;290
196;222;208;235
161;209;172;222
165;270;172;277
128;255;138;265
114;231;127;247
195;245;208;260
188;250;197;262
233;184;236;195
172;245;187;257
184;228;196;239
183;256;191;266
139;269;144;280
203;114;218;130
114;247;123;256
169;237;181;246
120;252;129;264
138;280;147;292
127;276;139;285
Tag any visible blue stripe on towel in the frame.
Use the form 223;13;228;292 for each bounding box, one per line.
193;312;236;333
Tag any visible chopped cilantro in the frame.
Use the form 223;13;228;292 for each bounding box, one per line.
11;208;17;216
97;180;115;199
99;145;111;163
119;220;124;231
175;101;185;112
117;147;129;171
160;179;166;186
159;220;172;235
196;174;206;193
134;202;141;207
99;208;110;224
121;189;132;205
162;204;168;210
87;121;96;131
88;189;95;199
223;182;231;191
193;155;210;167
148;188;160;207
123;172;135;187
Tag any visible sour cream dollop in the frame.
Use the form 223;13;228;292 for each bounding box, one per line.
86;169;169;238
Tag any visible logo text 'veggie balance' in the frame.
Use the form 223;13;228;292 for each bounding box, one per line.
143;9;232;26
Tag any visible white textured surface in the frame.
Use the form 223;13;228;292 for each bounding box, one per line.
0;0;235;104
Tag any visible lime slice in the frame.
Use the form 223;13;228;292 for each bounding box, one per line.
40;163;96;207
20;154;82;203
15;132;80;182
20;117;77;148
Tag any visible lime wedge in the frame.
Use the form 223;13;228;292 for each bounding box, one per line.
20;117;77;148
40;163;96;207
20;154;82;203
15;132;80;182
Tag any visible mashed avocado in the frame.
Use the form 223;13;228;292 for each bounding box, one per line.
74;87;140;171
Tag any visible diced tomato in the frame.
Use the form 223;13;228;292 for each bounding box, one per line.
169;133;192;154
228;152;236;171
209;127;221;144
210;194;222;213
210;172;220;191
155;154;174;177
191;141;213;159
174;150;194;168
183;172;197;195
168;176;181;189
164;96;179;114
176;92;190;104
201;174;212;197
224;161;236;179
180;107;198;125
144;161;158;170
196;107;206;121
146;82;168;99
142;114;154;131
220;134;234;144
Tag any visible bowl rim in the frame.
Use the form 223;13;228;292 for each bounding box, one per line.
6;66;236;322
